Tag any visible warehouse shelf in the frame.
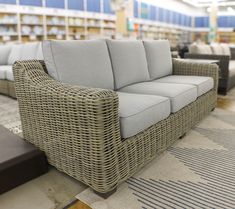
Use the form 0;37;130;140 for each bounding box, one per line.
0;2;116;42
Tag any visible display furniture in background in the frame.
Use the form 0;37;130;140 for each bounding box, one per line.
0;42;42;98
186;43;235;95
13;39;218;197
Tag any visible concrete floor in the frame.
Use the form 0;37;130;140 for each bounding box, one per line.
0;167;87;209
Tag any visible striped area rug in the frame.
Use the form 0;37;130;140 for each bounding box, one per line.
77;106;235;209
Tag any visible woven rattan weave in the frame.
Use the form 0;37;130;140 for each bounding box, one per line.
0;80;16;98
13;59;218;194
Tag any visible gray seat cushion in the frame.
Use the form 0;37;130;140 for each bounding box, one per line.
43;40;114;90
5;67;14;81
143;40;172;79
0;45;12;65
154;75;214;96
0;65;12;80
106;40;150;90
119;82;197;113
117;92;170;138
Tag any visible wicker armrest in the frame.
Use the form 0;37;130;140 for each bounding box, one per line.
172;58;219;91
184;53;230;80
13;60;122;193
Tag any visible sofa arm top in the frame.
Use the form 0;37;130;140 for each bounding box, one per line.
172;58;219;90
13;60;118;101
185;53;230;60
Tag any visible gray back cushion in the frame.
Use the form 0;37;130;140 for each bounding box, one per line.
7;42;41;65
42;40;114;90
0;45;12;65
106;40;150;90
8;45;21;65
20;42;40;60
143;40;172;79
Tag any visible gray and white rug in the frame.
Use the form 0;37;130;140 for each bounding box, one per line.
77;105;235;209
1;94;235;209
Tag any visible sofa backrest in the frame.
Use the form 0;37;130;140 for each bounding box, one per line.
106;39;149;90
221;43;231;57
0;45;12;65
7;42;42;65
210;43;224;55
189;44;213;55
143;40;172;79
42;40;114;90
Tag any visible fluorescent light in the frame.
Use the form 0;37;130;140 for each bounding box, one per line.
183;0;235;7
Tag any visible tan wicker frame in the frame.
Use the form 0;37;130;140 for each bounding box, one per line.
0;80;16;98
13;59;218;194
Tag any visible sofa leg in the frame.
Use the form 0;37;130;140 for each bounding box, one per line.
179;133;186;139
211;107;215;112
94;188;117;199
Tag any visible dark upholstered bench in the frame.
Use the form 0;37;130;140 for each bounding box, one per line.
0;125;48;194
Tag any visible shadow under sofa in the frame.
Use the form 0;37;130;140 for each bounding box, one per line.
13;39;219;197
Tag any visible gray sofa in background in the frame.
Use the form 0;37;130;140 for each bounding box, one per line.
186;43;235;95
0;42;43;98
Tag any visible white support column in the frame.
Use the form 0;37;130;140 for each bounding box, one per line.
16;0;21;42
42;0;47;40
84;0;88;39
64;0;69;40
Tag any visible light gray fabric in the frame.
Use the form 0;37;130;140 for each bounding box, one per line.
155;75;214;96
229;60;235;90
43;40;114;90
143;40;172;79
20;42;40;60
0;45;12;65
37;42;44;60
8;45;21;65
119;82;197;113
229;60;235;72
221;43;231;57
106;40;150;90
211;44;223;55
5;66;14;81
189;44;213;55
117;92;170;138
0;65;12;80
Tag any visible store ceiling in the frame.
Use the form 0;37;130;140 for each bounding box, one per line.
182;0;235;7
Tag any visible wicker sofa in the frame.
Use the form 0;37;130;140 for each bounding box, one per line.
0;42;43;98
13;40;218;197
186;43;235;95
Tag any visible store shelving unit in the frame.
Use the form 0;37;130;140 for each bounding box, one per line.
128;1;193;47
20;13;44;42
128;18;192;47
0;0;116;43
0;12;18;42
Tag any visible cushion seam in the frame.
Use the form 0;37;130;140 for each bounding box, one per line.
120;99;169;119
49;41;61;81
